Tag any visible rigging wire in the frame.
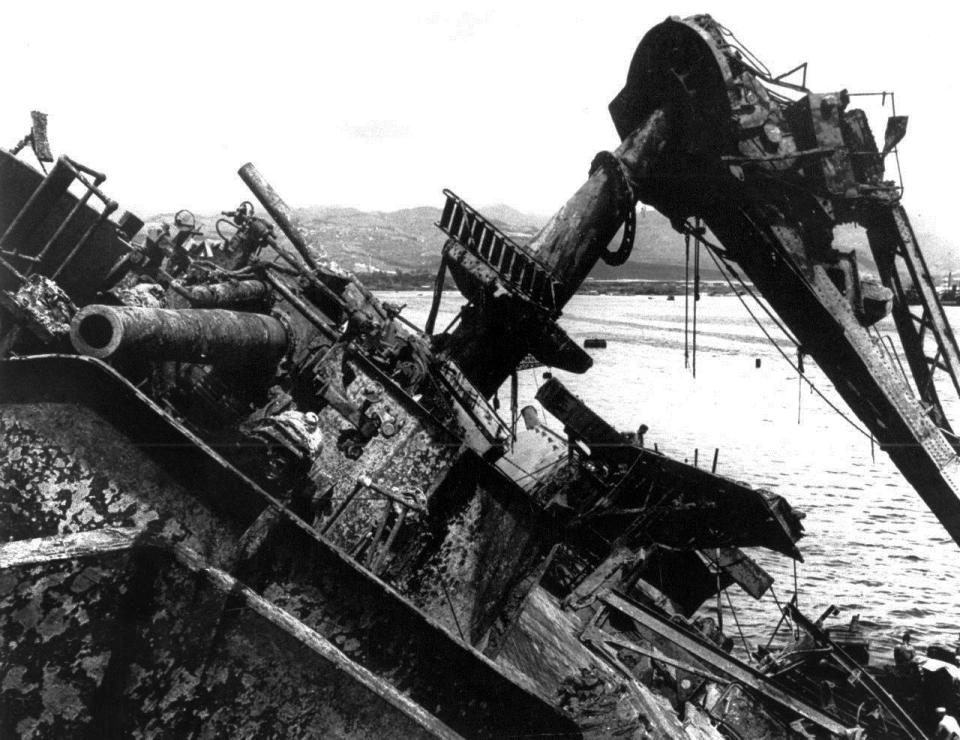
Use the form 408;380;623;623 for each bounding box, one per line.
724;588;754;661
684;232;690;369
793;559;800;639
764;586;795;652
691;229;873;441
693;218;701;378
716;22;772;77
530;366;553;429
678;222;800;346
714;550;723;631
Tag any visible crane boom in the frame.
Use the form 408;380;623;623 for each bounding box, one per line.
605;14;960;546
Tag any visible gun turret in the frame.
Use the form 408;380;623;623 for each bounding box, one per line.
69;304;288;366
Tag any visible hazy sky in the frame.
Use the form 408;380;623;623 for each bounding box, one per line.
2;1;956;239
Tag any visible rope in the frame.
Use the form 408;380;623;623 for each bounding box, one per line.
724;588;754;661
684;231;690;369
693;219;700;378
532;367;548;421
764;586;795;652
714;549;723;632
889;92;906;198
679;222;799;346
683;232;690;368
716;22;772;77
793;560;800;639
510;370;519;447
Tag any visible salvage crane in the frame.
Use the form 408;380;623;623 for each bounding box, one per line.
0;12;953;740
438;13;960;550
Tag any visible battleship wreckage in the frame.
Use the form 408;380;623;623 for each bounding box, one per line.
4;13;960;739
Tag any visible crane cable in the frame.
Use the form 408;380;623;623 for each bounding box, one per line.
693;217;701;378
681;222;873;441
684;232;690;369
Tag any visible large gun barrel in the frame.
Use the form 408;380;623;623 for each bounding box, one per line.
70;305;288;365
238;162;322;272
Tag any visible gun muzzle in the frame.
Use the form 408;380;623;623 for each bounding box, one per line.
70;305;288;365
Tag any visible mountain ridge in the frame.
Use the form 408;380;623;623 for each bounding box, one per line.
148;203;957;283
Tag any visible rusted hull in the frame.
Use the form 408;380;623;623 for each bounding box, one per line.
0;530;455;739
0;355;580;738
0;11;940;734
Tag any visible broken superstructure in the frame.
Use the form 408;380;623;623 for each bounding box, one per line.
0;13;955;739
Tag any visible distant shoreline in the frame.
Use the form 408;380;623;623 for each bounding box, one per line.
579;279;739;297
360;271;741;297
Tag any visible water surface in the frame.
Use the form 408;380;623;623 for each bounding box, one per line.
388;289;960;661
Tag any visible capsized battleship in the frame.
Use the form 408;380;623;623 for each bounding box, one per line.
1;13;957;739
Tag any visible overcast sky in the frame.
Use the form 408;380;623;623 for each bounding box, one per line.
2;1;956;240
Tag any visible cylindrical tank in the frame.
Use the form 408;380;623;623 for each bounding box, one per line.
70;305;288;365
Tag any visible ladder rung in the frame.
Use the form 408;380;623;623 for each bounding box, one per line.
488;234;502;265
545;281;558;309
480;227;494;258
520;262;535;293
530;270;546;300
500;243;515;275
436;190;559;314
0;250;39;263
470;218;485;249
510;257;524;284
448;204;464;237
439;197;456;231
456;211;473;243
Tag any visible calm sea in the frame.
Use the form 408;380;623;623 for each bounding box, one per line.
387;289;960;663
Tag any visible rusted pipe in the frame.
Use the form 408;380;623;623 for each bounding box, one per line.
238;163;322;272
526;106;672;300
178;279;271;307
445;107;673;393
70;305;288;365
238;164;389;326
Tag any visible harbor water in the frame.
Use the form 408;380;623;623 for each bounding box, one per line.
388;288;960;663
